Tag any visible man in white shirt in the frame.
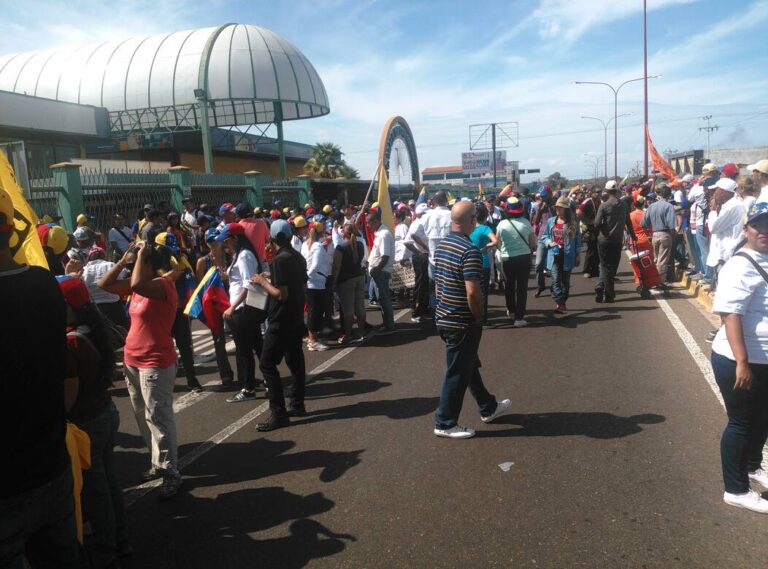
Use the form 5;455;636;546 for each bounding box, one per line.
82;246;127;327
181;198;198;230
409;191;452;315
747;159;768;201
404;203;430;321
108;214;133;260
706;178;745;285
367;211;395;333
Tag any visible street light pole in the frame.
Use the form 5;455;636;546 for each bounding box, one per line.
644;0;649;177
581;113;632;181
573;76;660;179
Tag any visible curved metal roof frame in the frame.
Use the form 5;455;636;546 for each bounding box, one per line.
0;23;330;130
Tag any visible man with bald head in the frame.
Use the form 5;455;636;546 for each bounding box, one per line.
432;201;511;439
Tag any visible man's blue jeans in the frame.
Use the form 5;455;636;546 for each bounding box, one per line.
372;271;394;330
534;241;547;290
712;352;768;494
695;229;713;281
686;228;702;274
0;466;81;569
435;323;497;429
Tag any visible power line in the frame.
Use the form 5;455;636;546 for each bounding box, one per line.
343;111;768;155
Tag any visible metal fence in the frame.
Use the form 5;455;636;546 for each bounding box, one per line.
190;186;250;209
82;184;176;233
262;186;303;208
29;187;64;219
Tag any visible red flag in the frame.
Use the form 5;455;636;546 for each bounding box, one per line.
359;211;375;250
646;127;682;187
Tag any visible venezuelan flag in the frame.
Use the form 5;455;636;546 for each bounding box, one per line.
415;186;428;205
184;267;230;334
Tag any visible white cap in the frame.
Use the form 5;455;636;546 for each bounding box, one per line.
605;180;617;191
681;174;694;182
707;178;738;193
73;227;90;240
747;159;768;175
415;203;429;215
702;163;718;174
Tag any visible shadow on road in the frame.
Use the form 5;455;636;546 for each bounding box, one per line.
488;305;656;329
291;396;440;427
123;486;354;569
477;412;666;439
307;378;392;400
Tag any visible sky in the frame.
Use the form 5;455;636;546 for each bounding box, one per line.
1;0;767;183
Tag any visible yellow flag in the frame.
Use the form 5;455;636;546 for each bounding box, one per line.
0;152;48;268
446;190;456;204
477;182;484;199
376;164;394;231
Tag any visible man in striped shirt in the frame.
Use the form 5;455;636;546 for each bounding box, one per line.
433;201;511;439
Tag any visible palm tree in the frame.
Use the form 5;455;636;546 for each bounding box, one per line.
303;142;358;179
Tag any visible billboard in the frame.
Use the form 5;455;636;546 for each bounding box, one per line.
462;151;506;176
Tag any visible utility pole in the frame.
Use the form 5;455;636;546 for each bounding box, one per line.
698;115;719;160
643;0;649;176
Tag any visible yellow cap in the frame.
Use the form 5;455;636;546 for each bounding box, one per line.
154;231;169;246
47;225;69;255
253;207;262;214
293;215;308;228
322;205;333;214
76;213;88;225
41;214;53;224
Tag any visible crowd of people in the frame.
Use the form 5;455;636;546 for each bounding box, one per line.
3;157;768;567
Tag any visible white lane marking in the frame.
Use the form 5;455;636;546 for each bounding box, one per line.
655;298;724;409
626;254;768;470
123;402;270;507
124;307;412;505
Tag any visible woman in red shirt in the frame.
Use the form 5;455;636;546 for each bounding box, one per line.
629;196;654;285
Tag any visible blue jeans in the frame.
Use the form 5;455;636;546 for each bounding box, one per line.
550;259;571;304
686;228;702;274
711;352;768;494
428;263;437;319
368;276;378;302
695;230;713;281
79;401;126;569
435;324;497;429
534;242;547;290
372;271;394;330
0;466;81;569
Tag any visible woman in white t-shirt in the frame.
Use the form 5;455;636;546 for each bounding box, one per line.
302;218;331;352
711;201;768;513
219;223;265;403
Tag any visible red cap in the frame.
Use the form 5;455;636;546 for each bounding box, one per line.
226;222;245;236
721;163;738;177
270;210;281;219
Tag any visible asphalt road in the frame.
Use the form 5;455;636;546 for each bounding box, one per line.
113;258;768;569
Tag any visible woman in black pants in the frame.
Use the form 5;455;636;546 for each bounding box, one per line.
710;201;768;513
219;223;266;402
495;197;537;327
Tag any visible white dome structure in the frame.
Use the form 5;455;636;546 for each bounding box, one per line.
0;23;330;129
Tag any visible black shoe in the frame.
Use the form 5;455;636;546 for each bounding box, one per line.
140;466;163;482
287;402;307;417
534;288;545;298
213;380;238;392
256;412;290;432
186;380;203;393
604;296;615;303
595;290;604;303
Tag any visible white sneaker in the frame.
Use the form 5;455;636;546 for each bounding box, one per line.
307;341;329;352
513;319;528;328
723;490;768;513
434;425;476;439
749;469;768;490
481;398;512;423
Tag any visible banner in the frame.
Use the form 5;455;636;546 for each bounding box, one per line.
0;151;48;268
646;127;682;187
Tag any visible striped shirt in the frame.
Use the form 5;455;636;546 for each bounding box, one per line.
434;232;483;329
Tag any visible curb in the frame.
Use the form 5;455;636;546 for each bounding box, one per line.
674;272;714;312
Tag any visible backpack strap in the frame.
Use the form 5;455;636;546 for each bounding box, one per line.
734;252;768;285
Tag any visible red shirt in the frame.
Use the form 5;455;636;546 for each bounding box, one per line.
552;221;565;247
124;277;177;369
239;218;270;262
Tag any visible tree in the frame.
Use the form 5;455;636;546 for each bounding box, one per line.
303;142;359;179
546;171;569;189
